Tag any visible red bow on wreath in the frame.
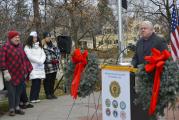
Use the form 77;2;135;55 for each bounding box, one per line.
144;48;171;116
71;49;88;99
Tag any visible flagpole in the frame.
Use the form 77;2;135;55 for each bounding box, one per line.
117;0;123;64
173;0;178;16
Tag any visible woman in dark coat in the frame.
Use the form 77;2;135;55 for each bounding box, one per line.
42;32;60;99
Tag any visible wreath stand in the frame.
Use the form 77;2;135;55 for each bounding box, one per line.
55;51;101;120
66;91;101;120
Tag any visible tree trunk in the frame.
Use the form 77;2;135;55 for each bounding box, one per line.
69;12;79;48
32;0;41;34
44;0;47;24
91;31;96;49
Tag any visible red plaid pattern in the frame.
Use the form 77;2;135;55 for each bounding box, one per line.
0;41;33;85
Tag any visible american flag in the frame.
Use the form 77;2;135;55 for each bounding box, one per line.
170;4;179;61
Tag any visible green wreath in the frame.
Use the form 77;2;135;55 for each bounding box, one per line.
135;59;179;120
64;52;100;98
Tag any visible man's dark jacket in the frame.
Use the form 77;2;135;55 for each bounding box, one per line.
132;33;167;68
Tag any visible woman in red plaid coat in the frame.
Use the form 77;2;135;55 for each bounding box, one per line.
0;31;33;116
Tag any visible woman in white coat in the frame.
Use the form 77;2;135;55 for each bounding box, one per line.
24;31;46;103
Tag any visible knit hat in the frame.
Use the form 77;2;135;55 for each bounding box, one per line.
30;31;37;37
8;31;19;40
43;32;51;38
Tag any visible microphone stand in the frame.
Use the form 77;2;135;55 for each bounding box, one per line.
116;45;136;64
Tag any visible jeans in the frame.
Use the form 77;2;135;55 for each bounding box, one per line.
30;79;41;101
6;81;23;111
43;72;56;96
20;81;28;103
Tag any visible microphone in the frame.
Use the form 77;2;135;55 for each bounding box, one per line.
116;44;136;64
127;44;136;51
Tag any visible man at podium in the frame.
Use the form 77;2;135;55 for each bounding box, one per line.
131;21;167;120
132;21;167;68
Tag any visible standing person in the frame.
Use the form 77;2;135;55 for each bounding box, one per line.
131;21;167;120
24;31;46;103
19;81;34;109
42;32;60;99
17;43;34;109
132;21;167;68
0;31;33;116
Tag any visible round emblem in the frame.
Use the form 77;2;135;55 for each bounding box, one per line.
105;99;111;107
112;100;118;108
120;111;126;120
113;110;118;118
120;101;126;110
106;108;111;116
110;81;120;98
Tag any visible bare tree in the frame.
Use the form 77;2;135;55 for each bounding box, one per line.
32;0;41;34
127;0;174;42
0;0;15;42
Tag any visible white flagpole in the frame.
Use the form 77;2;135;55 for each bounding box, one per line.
117;0;123;64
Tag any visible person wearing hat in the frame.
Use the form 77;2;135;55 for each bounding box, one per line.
24;31;46;103
42;32;60;99
0;30;33;116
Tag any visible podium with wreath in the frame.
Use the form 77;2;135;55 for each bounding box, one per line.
59;48;179;120
101;48;179;120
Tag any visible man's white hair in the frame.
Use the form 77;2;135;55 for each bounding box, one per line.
141;21;154;30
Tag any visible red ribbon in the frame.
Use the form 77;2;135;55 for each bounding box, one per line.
144;48;171;116
71;49;88;99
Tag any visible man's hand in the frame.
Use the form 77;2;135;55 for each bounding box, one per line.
3;70;11;81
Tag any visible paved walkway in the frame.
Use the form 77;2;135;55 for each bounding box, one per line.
0;91;179;120
0;92;102;120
